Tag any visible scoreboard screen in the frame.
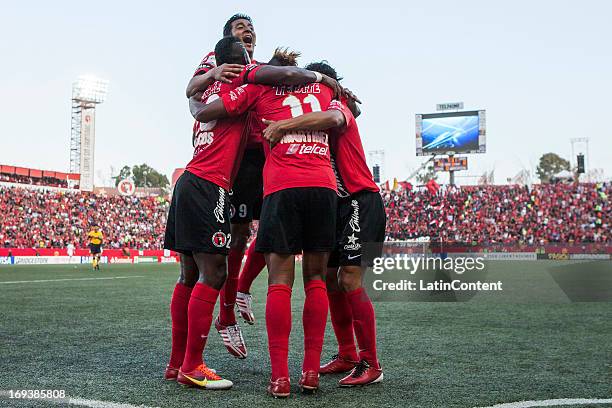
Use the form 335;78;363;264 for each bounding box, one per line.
434;156;468;172
416;110;486;156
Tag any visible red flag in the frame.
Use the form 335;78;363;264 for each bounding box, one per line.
426;179;440;194
399;181;412;190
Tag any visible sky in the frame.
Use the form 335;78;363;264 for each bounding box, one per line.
1;0;610;186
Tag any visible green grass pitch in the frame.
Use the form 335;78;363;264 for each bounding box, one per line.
0;263;610;408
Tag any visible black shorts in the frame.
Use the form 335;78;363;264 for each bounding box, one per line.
256;187;337;254
164;171;231;255
328;190;386;268
89;244;102;254
230;147;264;224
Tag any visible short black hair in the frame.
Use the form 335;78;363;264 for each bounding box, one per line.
223;13;253;37
214;36;246;65
304;61;342;81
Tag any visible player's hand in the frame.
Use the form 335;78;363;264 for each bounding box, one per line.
343;88;362;104
211;64;244;84
321;75;343;100
261;118;285;146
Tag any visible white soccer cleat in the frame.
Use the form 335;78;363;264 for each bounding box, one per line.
215;317;248;359
235;291;255;325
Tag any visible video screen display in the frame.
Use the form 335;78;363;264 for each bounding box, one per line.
416;110;486;156
434;156;468;172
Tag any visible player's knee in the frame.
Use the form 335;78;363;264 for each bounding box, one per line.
203;262;227;290
268;271;293;287
179;255;199;287
326;268;340;291
338;267;362;292
230;223;250;251
303;271;325;284
178;273;198;288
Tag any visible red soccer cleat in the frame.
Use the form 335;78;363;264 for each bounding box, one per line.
319;354;358;375
339;360;383;387
214;316;248;359
298;370;319;393
177;364;233;390
164;365;179;381
267;377;291;398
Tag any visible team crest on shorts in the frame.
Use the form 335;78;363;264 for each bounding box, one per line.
212;231;228;248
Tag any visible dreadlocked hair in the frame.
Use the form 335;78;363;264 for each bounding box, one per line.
268;47;301;67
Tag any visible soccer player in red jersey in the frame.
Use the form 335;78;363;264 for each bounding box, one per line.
166;35;342;388
261;62;386;387
164;36;254;390
184;14;264;341
192;57;340;397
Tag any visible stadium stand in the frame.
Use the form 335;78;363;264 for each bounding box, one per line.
383;182;609;244
0;164;80;189
0;186;168;249
0;182;608;251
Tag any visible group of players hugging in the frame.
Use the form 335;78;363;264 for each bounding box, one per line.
162;13;386;398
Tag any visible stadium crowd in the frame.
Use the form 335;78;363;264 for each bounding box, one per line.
0;173;72;188
0;182;608;249
0;187;168;249
383;182;609;244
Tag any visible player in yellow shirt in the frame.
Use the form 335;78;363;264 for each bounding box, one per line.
87;225;104;270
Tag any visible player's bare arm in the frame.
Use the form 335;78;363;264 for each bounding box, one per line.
261;110;346;144
190;97;229;123
252;65;343;98
189;64;343;122
186;64;245;97
345;91;362;118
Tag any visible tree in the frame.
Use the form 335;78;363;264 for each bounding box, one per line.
416;163;438;184
536;153;570;183
113;164;169;188
114;166;132;187
132;164;169;188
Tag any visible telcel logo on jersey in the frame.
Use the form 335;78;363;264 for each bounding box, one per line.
282;131;329;156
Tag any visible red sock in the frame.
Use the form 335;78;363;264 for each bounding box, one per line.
169;283;193;368
302;280;329;373
266;284;292;380
219;247;242;326
328;289;358;361
347;287;380;369
181;282;219;372
237;238;266;293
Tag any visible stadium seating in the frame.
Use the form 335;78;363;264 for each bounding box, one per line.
0;186;168;249
0;182;608;250
383;182;609;244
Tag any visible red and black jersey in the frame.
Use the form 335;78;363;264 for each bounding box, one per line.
222;79;337;197
186;65;259;190
327;100;379;195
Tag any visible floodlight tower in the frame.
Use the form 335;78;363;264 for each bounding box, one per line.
70;76;109;191
368;149;386;183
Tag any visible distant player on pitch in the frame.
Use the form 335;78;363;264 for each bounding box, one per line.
87;225;103;270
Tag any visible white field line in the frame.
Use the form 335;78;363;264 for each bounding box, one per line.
0;276;144;285
66;397;160;408
0;392;158;408
475;397;612;408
